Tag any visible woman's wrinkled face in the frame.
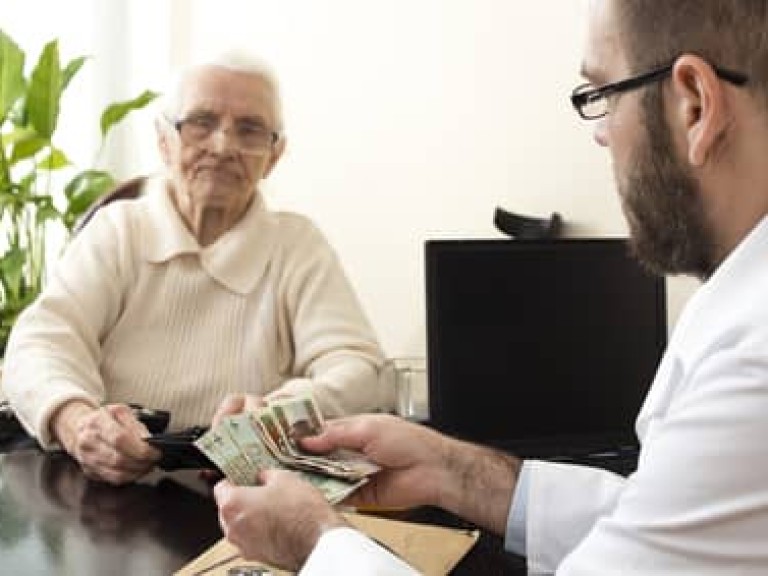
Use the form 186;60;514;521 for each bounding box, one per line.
158;66;283;220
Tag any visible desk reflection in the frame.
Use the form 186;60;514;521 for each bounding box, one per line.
0;449;527;575
0;450;221;576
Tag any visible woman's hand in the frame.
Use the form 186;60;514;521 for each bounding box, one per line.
51;401;160;485
211;394;268;427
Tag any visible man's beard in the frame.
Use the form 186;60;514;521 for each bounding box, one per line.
619;89;716;279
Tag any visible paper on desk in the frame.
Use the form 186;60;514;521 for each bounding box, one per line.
175;511;479;576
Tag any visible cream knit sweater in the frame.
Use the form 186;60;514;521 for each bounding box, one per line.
2;177;391;446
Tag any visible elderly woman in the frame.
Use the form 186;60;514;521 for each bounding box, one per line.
1;52;392;484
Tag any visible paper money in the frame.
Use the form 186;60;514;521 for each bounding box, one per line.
271;394;325;449
195;394;378;504
301;471;368;505
194;426;258;486
268;396;379;481
222;414;280;471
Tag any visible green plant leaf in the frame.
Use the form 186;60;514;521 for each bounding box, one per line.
63;169;115;230
1;125;35;147
100;89;159;138
7;94;27;127
26;39;62;138
9;134;48;164
0;187;22;212
0;246;25;301
33;198;60;226
37;147;70;170
0;244;38;354
18;171;36;194
4;172;37;208
62;55;87;91
0;29;26;122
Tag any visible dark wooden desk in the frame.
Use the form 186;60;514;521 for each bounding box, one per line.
0;447;527;575
0;448;221;575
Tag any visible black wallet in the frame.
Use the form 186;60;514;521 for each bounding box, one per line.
128;404;171;435
0;401;26;441
146;426;220;472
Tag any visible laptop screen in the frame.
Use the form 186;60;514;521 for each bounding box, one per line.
425;238;667;456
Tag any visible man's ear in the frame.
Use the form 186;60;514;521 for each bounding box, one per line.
155;118;172;167
670;54;731;167
263;136;287;178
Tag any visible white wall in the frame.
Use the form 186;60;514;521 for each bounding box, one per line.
3;1;698;358
2;1;98;170
176;0;697;355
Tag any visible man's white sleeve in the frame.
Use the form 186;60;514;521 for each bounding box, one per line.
300;527;421;575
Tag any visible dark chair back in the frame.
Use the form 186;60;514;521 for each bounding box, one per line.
74;175;147;234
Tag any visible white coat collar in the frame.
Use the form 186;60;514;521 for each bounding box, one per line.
673;214;768;341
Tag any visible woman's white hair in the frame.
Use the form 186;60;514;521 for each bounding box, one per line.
160;49;284;130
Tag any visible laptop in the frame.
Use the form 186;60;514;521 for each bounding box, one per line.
425;238;667;475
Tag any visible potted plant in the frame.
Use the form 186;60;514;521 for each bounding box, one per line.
0;29;158;357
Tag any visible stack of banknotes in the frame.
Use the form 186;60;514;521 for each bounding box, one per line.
194;394;379;505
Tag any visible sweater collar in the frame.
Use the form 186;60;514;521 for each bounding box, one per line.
142;176;277;295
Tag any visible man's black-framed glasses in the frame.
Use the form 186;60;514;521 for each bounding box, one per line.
167;113;280;153
571;62;749;120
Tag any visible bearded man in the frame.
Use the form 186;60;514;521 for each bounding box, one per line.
211;1;768;574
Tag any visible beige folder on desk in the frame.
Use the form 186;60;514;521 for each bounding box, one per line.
176;511;480;576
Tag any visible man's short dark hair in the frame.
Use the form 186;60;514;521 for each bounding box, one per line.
617;1;768;99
